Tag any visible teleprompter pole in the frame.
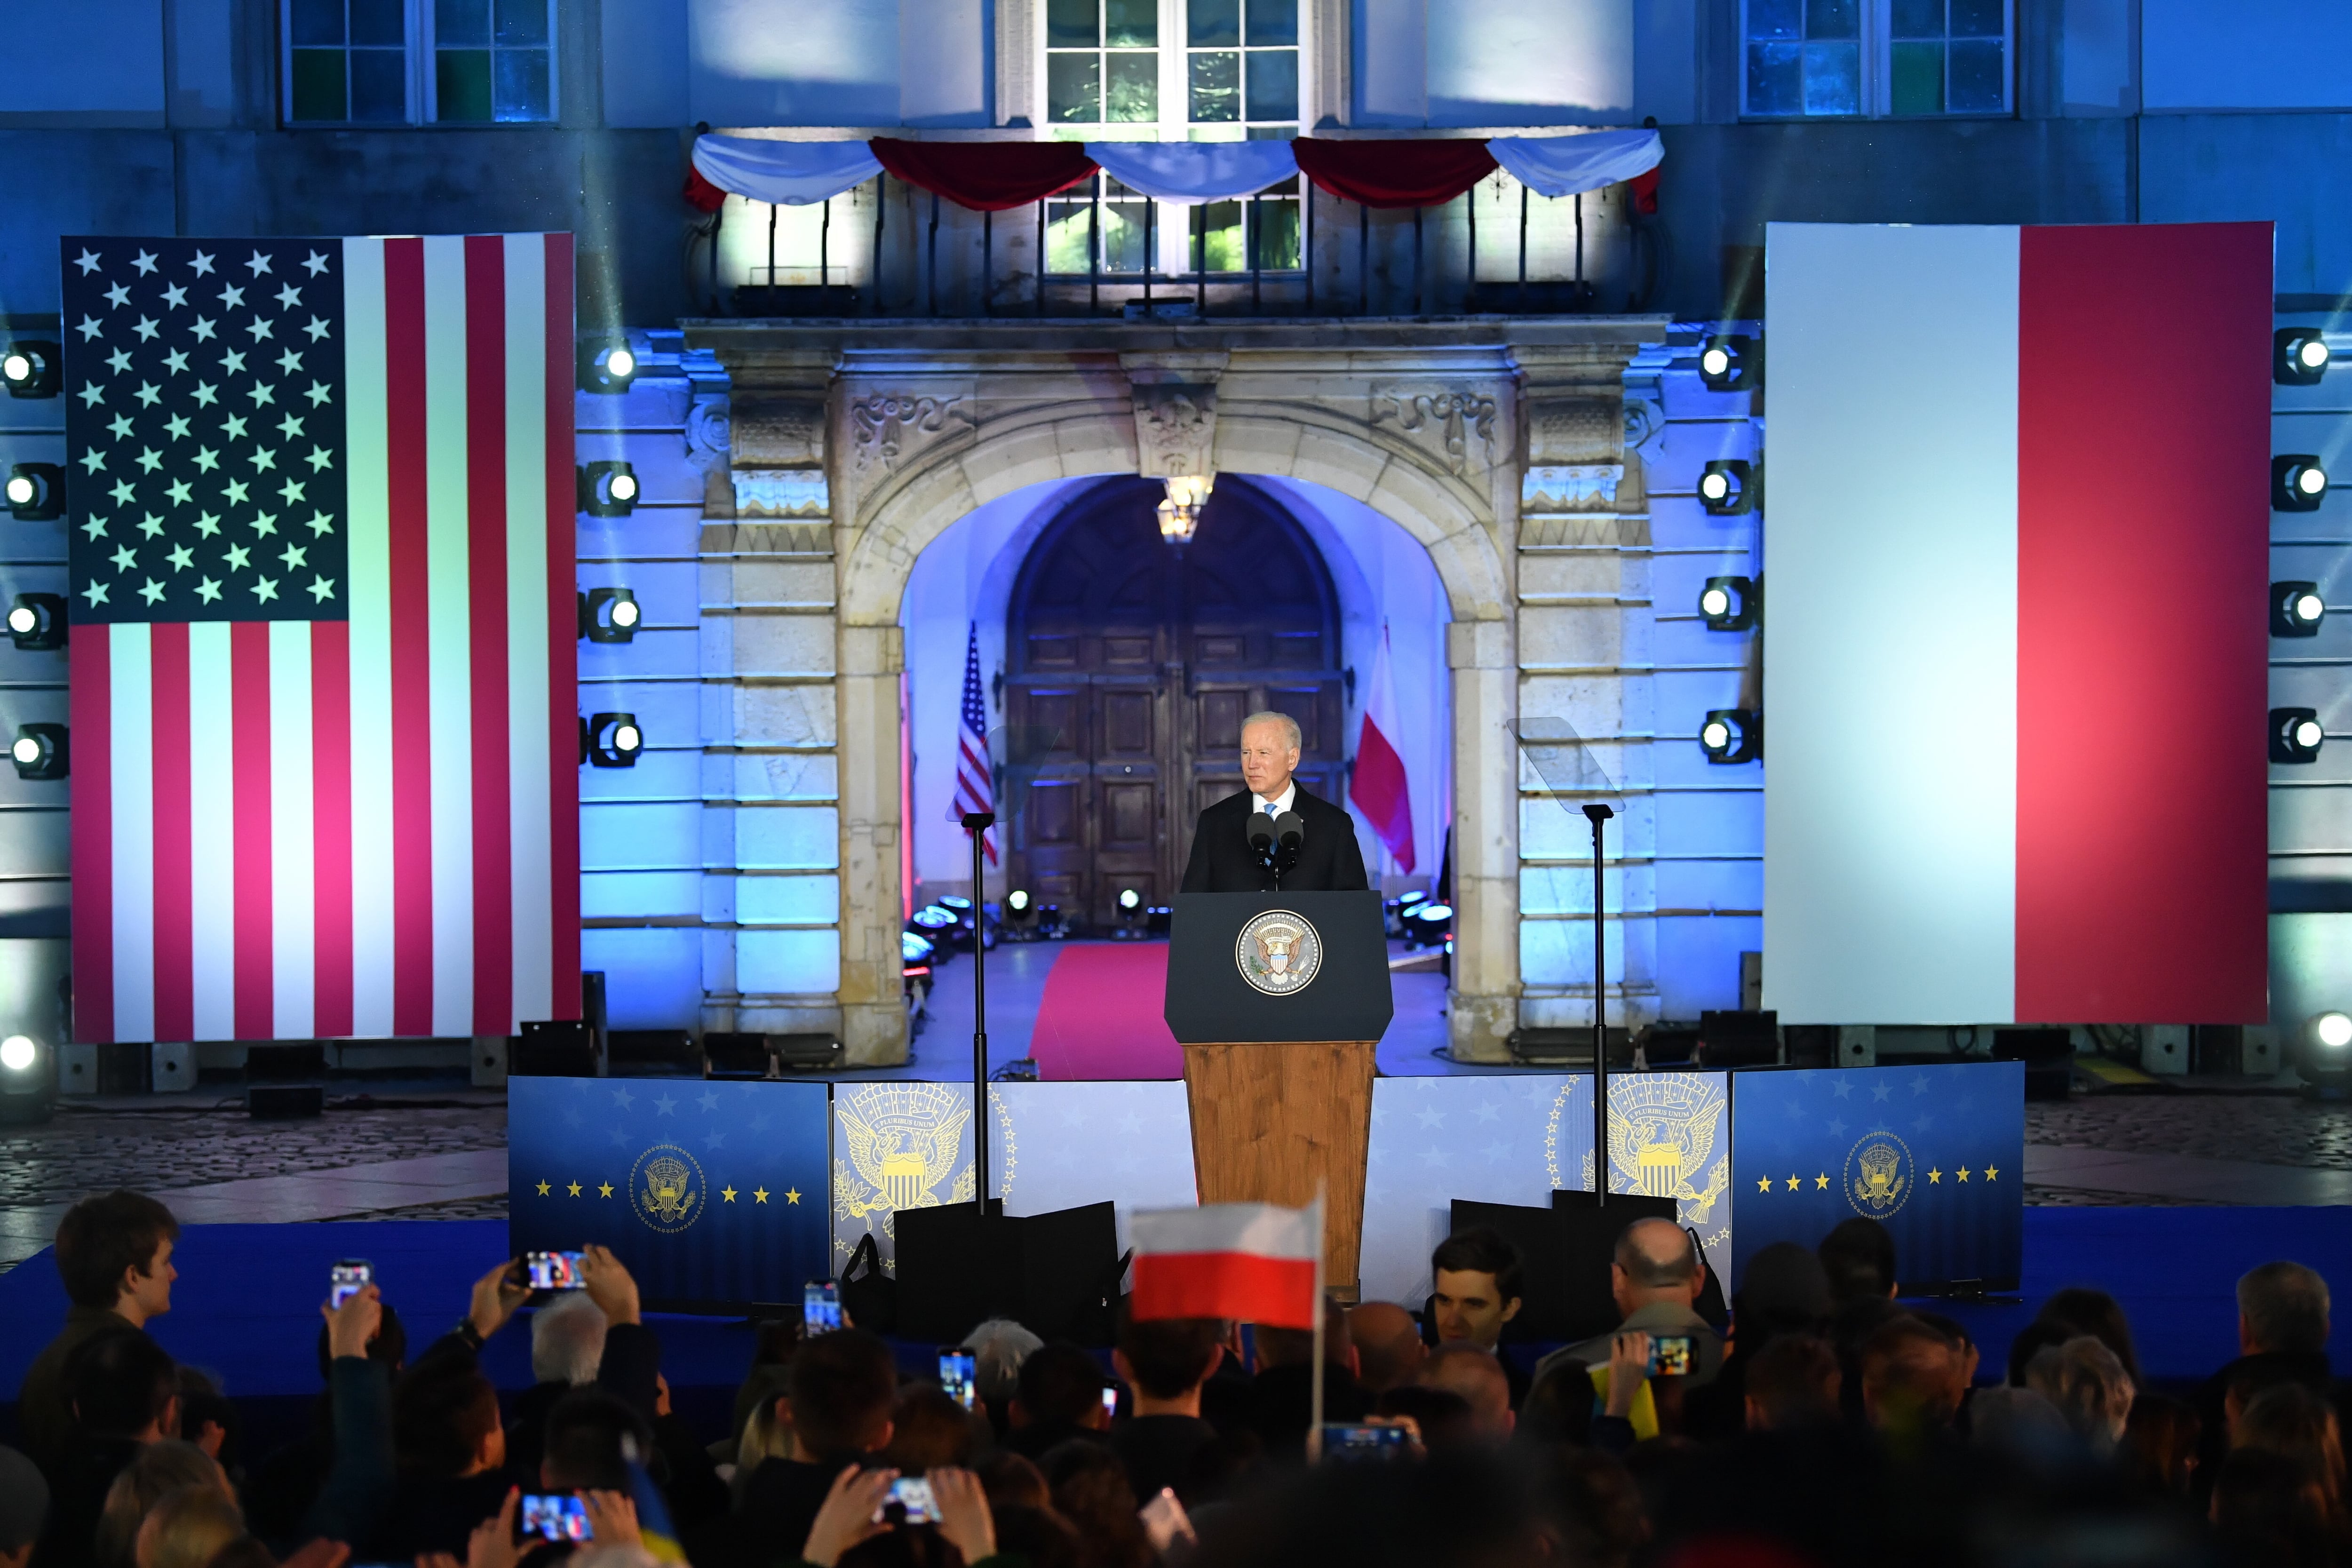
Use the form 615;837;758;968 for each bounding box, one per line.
1583;803;1613;1205
962;810;995;1214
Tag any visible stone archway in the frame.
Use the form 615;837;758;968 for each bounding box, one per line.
691;321;1658;1064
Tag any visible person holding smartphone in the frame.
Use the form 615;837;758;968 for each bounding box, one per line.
1530;1218;1724;1445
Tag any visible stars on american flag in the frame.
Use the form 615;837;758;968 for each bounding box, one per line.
64;238;345;623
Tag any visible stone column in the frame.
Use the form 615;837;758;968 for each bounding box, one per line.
1448;617;1521;1062
1509;344;1650;1038
707;353;854;1048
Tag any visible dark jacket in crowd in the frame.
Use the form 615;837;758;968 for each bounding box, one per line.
1111;1413;1219;1506
30;1433;141;1568
2193;1349;2339;1491
16;1307;126;1482
1003;1420;1113;1465
1241;1363;1372;1457
723;1455;860;1568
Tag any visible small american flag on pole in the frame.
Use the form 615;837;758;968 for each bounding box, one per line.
951;620;996;865
64;234;580;1044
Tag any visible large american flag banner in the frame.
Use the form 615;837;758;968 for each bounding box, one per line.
64;234;580;1044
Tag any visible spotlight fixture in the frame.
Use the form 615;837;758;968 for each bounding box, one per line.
6;594;66;652
2276;328;2331;386
1699;708;1761;765
579;338;637;394
1697;334;1760;392
2296;1010;2352;1089
9;723;66;780
584;711;643;768
2272;706;2324;764
579;461;639;518
2274;455;2328;512
0;341;60;398
2274;581;2327;638
6;464;63;522
0;1034;33;1073
579;587;641;644
1697;460;1756;516
1003;888;1040;940
1113;886;1145;939
1698;575;1759;631
1156;474;1214;545
1402;900;1453;950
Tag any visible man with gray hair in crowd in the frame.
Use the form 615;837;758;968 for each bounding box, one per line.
2196;1259;2340;1481
1529;1217;1726;1412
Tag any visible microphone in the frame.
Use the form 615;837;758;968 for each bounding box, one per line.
1246;811;1276;857
1272;812;1304;856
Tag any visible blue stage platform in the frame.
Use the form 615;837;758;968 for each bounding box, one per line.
0;1206;2345;1455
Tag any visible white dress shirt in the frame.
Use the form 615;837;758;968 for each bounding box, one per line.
1253;781;1297;817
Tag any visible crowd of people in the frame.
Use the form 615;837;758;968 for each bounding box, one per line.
3;1190;2349;1568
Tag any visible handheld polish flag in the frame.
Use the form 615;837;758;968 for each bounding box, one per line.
1130;1197;1322;1329
1763;221;2271;1026
1349;622;1414;874
950;620;997;865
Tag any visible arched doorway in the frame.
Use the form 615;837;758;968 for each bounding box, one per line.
1003;476;1345;928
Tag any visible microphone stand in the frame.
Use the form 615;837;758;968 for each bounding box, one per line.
1583;803;1614;1206
961;810;998;1217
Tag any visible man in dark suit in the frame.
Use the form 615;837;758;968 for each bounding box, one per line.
1180;710;1369;892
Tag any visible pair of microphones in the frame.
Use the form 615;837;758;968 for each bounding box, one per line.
1246;809;1305;869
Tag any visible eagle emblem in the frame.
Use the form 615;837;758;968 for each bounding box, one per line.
1599;1075;1732;1261
628;1144;704;1234
1845;1133;1912;1217
833;1082;976;1266
1236;909;1322;995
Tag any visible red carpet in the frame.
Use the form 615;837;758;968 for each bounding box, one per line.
1030;942;1184;1080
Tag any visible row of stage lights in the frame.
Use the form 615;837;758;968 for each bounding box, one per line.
2274;330;2344;764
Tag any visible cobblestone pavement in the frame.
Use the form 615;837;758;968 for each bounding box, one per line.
2023;1183;2226;1207
0;1098;508;1208
2026;1090;2352;1172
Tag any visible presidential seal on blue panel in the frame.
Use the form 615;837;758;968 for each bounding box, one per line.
1845;1130;1912;1218
630;1143;705;1233
1236;909;1321;995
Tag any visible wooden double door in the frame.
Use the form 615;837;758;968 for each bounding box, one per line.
1003;477;1344;930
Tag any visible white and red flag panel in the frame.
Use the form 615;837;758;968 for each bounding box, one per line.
1762;221;2271;1025
1129;1198;1321;1328
65;233;580;1043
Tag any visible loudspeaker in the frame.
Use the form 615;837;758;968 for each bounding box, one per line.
1993;1027;2073;1099
894;1200;1122;1345
1697;1009;1779;1067
516;1020;599;1077
608;1030;698;1075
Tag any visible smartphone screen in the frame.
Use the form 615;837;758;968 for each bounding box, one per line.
328;1258;371;1309
804;1280;842;1335
877;1476;933;1525
1321;1423;1413;1460
1101;1383;1120;1422
525;1250;585;1291
938;1348;977;1411
1649;1335;1695;1378
518;1495;592;1543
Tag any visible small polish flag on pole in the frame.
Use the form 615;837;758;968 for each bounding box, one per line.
1133;1192;1329;1460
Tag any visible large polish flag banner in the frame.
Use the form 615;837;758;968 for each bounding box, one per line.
1762;222;2271;1025
1129;1199;1320;1328
65;234;580;1043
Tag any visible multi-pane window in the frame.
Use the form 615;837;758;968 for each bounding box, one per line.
1742;0;2009;117
283;0;557;125
1184;0;1298;136
1046;0;1159;125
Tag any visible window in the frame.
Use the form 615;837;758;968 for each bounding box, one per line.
1742;0;2009;118
1037;0;1303;277
283;0;558;125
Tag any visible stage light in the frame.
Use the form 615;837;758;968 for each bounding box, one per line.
2296;1010;2352;1088
0;341;60;398
2317;1011;2352;1050
6;594;65;652
1003;888;1039;940
2274;455;2328;512
1697;334;1760;392
10;723;66;780
579;462;639;518
2276;328;2330;385
2272;706;2324;764
2274;581;2327;638
1700;708;1762;765
579;587;641;644
1112;887;1145;939
1697;460;1756;516
1698;575;1758;631
1402;901;1452;950
0;1035;33;1073
579;338;637;394
902;930;936;968
585;711;642;768
7;464;64;522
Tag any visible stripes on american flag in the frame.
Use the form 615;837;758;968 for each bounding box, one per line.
65;233;579;1044
951;620;996;865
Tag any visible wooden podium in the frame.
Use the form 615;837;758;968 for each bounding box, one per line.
1164;891;1393;1292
